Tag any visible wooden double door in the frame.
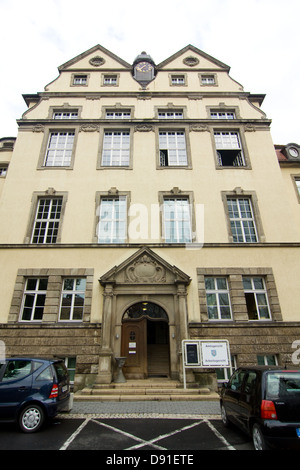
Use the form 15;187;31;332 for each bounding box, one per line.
121;317;170;379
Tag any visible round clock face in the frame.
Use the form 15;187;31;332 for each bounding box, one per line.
289;147;299;158
136;61;153;72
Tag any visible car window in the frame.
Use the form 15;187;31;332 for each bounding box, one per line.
2;360;32;382
267;372;300;399
53;362;68;381
229;370;246;391
244;371;257;394
36;365;53;381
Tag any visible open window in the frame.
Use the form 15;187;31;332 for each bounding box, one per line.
214;131;245;167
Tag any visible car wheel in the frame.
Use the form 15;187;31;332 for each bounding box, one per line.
19;404;45;433
252;423;269;450
220;403;230;427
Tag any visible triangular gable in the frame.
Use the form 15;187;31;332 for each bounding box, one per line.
100;247;191;285
157;44;230;71
58;44;131;71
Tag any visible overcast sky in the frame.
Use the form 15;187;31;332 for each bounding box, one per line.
0;0;299;145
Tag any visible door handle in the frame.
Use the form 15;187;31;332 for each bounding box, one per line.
18;386;29;391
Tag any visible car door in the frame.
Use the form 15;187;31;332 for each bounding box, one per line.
223;369;246;425
237;370;258;432
0;359;33;419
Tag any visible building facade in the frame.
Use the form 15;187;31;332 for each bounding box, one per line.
1;44;300;390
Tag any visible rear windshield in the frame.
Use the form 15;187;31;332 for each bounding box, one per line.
53;362;68;381
266;372;300;399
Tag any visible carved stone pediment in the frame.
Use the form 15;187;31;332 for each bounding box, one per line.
99;247;190;286
125;254;166;283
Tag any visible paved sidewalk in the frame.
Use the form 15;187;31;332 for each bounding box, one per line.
66;400;221;418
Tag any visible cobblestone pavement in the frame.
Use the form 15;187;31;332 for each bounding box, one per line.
62;400;221;419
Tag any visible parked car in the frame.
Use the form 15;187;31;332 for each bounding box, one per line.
220;366;300;450
0;357;71;433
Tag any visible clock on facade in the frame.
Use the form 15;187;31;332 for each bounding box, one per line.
133;52;156;86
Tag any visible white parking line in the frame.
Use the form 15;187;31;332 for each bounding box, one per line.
204;419;236;450
93;419;166;450
125;420;205;450
59;417;236;451
59;418;90;450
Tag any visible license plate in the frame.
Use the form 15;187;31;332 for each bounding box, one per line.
296;428;300;438
62;385;68;393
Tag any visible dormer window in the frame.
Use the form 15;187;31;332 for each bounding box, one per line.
73;75;88;85
211;111;235;120
53;111;78;119
171;75;186;85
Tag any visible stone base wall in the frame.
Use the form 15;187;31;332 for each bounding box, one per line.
0;323;101;391
189;322;300;367
2;321;300;392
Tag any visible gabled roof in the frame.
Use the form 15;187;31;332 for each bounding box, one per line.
58;44;132;71
157;44;230;71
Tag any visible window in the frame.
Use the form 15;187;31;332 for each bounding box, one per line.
97;197;127;243
59;278;86;321
243;277;271;320
204;277;232;320
227;198;258;243
2;360;32;381
103;75;118;85
0;165;8;177
159;131;187;166
201;75;216;85
211;111;235;119
216;356;237;384
171;75;185;85
53;111;78;119
64;357;76;384
257;355;278;366
73;75;87;85
105;110;131;119
163;198;192;243
101;131;130;166
44;131;75;167
20;278;48;321
214;131;245;167
31;197;63;244
158;110;183;119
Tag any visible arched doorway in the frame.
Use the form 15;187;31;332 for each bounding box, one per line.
121;302;170;379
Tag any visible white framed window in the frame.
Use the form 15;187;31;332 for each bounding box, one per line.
73;75;87;85
44;131;75;167
53;111;78;119
216;356;237;384
158;110;183;119
214;131;245;167
204;277;232;320
257;355;278;366
105;110;131;119
20;278;48;322
0;165;8;177
201;75;215;85
227;198;258;243
31;197;63;244
101;131;130;166
97;197;127;243
211;111;235;120
159;131;187;166
103;75;118;85
163;198;192;243
59;278;86;322
243;277;271;320
63;357;76;384
171;75;185;85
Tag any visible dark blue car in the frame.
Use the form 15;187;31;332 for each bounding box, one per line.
0;357;71;432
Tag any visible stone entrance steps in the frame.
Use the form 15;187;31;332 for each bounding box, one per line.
74;378;219;402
